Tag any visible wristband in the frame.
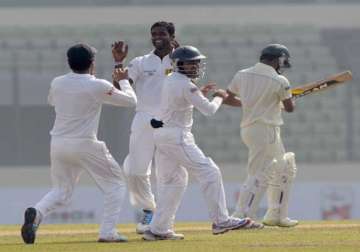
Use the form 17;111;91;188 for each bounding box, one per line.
114;62;123;69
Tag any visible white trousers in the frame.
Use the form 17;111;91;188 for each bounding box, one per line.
242;122;285;180
123;111;156;211
234;122;288;219
35;138;126;238
150;127;229;235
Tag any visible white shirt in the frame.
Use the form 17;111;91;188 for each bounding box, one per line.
228;62;292;127
49;72;137;139
128;51;173;117
158;72;223;130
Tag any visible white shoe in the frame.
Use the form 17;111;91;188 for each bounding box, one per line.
98;233;128;243
143;230;184;241
136;210;153;234
242;218;265;229
263;217;298;227
278;218;298;227
136;223;150;234
212;217;250;235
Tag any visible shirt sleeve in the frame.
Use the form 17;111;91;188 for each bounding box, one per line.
127;57;141;84
93;79;137;107
277;76;292;101
184;83;223;116
227;72;241;95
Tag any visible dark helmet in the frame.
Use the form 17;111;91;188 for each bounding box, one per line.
261;44;290;58
170;45;206;79
260;44;291;73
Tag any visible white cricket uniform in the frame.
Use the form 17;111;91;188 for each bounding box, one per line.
228;62;296;220
150;72;230;235
123;51;173;211
35;72;136;238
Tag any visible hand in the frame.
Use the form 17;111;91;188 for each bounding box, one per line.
200;82;216;96
112;68;129;83
213;89;229;99
111;41;128;63
170;39;180;49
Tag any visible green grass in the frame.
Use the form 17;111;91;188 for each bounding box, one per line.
1;221;360;252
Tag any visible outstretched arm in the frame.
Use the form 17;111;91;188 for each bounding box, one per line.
97;68;137;107
217;89;242;107
185;83;228;116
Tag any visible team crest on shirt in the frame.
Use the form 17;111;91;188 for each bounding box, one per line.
144;69;156;76
165;68;173;75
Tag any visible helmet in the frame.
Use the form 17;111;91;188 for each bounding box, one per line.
260;44;291;73
170;45;206;79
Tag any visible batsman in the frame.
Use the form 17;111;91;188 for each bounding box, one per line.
220;44;298;227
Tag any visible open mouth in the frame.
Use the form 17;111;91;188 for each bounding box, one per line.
153;39;164;47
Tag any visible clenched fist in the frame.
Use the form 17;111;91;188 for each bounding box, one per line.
112;68;129;83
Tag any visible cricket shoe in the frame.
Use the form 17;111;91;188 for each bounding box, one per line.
242;219;265;229
212;217;251;235
142;230;184;241
98;232;128;243
136;209;153;234
263;217;298;227
21;207;39;244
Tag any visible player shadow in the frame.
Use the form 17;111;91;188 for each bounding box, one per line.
1;240;94;246
2;238;146;246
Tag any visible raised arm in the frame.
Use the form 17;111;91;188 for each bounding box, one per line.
96;68;137;107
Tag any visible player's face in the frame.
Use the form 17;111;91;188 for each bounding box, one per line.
151;26;172;51
277;56;291;74
182;60;201;79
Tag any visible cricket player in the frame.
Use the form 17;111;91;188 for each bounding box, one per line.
111;21;179;234
143;45;263;241
21;43;137;244
222;44;298;227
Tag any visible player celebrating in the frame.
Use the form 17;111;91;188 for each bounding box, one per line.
111;21;178;234
143;45;263;241
21;43;137;244
221;44;298;227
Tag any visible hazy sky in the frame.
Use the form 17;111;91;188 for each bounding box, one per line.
0;4;359;28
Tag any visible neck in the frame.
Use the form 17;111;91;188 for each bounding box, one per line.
154;47;172;59
73;70;90;74
260;60;277;70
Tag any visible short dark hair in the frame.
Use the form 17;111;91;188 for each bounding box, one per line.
67;43;96;72
151;21;175;36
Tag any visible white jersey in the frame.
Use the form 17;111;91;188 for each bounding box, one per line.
228;62;292;128
158;72;223;130
128;51;173;116
49;72;137;139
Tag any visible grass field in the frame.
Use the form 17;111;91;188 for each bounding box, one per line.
1;221;360;252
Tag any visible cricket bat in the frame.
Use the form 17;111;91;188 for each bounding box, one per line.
291;70;352;99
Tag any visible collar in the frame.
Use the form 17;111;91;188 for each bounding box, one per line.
68;72;94;79
149;49;174;61
254;62;278;77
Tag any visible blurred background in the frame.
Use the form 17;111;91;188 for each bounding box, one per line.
0;0;359;224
